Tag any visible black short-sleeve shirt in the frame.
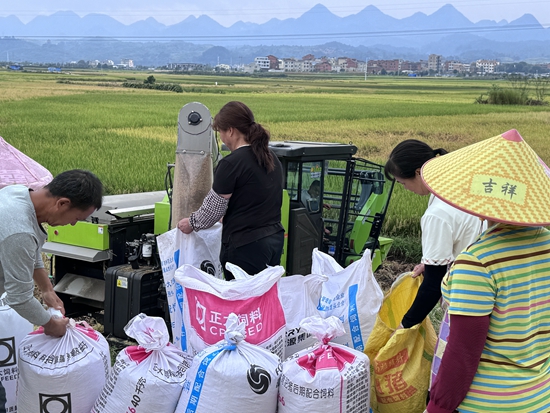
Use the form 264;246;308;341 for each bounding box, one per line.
213;146;283;247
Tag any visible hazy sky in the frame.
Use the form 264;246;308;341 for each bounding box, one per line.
2;0;549;27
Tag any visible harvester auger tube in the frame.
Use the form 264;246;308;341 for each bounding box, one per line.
170;102;219;229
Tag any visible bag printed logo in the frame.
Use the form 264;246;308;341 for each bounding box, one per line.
297;345;356;377
247;364;271;394
187;285;284;346
373;348;420;404
200;260;216;276
0;337;16;367
39;393;72;413
317;285;365;351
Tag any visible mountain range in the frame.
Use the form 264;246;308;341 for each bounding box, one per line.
1;4;549;66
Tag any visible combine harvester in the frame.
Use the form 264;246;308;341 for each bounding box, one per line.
43;102;394;339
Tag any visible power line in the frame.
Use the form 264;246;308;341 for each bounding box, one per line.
3;22;547;43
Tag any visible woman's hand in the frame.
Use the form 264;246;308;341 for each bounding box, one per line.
412;263;425;278
177;218;193;234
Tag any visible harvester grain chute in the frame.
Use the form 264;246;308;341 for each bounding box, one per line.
42;102;394;340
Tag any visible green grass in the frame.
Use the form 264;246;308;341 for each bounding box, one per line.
1;70;549;244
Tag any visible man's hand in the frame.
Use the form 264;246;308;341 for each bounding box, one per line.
41;291;65;315
412;263;425;278
34;268;66;315
42;316;69;337
177;218;193;234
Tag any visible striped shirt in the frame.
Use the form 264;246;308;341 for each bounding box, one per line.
442;224;550;413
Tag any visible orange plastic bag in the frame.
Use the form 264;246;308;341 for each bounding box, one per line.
364;273;437;413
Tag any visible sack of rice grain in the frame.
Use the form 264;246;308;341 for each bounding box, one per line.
175;313;281;413
0;293;33;413
17;318;110;413
278;316;371;413
175;263;286;359
92;314;190;413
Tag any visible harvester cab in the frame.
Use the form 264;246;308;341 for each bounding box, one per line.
270;141;394;275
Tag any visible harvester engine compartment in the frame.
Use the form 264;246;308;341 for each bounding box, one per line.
42;191;167;338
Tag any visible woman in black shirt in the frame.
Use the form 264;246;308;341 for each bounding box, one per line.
178;101;284;280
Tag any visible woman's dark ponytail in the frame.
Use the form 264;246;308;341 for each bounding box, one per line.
249;122;275;172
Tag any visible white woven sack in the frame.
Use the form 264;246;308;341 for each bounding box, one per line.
157;225;223;352
175;263;286;359
0;293;33;412
278;274;327;359
278;316;371;413
17;319;110;413
311;248;383;351
92;314;191;413
175;313;281;413
226;263;326;359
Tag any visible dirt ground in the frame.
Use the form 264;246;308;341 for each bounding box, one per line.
374;259;413;292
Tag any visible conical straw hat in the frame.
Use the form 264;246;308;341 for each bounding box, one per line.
421;129;550;226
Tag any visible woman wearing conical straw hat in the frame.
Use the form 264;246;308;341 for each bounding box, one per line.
385;141;484;330
422;129;550;413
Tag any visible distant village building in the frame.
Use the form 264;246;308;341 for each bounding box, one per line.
368;59;401;74
120;59;134;68
167;63;205;71
298;59;314;72
337;57;348;71
216;63;231;71
314;61;332;72
242;53;518;77
267;55;279;70
444;61;470;73
337;57;366;72
475;59;500;74
345;58;359;72
401;61;420;72
254;57;270;71
428;54;442;73
242;63;256;74
280;58;298;72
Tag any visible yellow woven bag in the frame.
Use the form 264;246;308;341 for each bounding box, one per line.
365;273;437;413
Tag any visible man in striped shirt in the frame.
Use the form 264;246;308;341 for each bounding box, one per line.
420;129;550;413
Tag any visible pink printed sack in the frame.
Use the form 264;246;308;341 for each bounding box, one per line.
278;316;371;413
174;263;286;359
91;314;190;413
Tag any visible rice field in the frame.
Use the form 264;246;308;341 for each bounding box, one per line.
1;69;549;241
